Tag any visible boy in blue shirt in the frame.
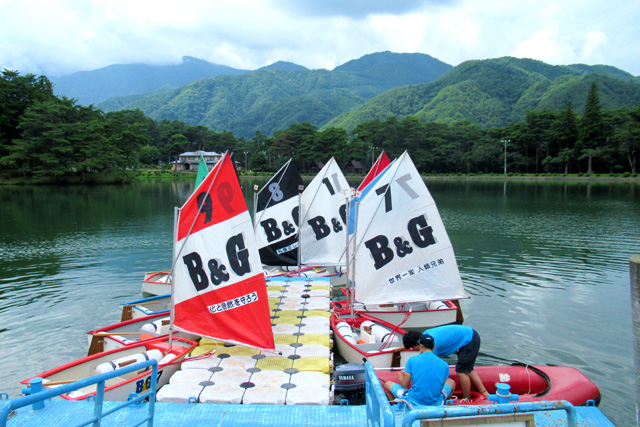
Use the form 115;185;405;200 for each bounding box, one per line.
403;325;488;401
383;334;455;406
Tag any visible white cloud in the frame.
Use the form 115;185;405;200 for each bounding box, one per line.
0;0;638;77
512;25;576;66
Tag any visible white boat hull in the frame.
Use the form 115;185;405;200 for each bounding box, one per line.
141;271;171;297
331;313;416;368
359;310;454;329
86;313;199;355
22;337;197;401
332;299;459;329
120;294;171;322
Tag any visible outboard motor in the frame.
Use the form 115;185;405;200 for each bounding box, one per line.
333;363;367;405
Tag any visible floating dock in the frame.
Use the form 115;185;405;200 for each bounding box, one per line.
156;276;333;405
2;362;615;427
1;277;617;426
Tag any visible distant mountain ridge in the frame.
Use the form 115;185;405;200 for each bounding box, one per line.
325;56;640;131
51;52;640;137
50;56;251;105
99;51;453;138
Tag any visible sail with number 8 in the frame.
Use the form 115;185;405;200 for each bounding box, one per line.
254;159;303;267
171;152;275;350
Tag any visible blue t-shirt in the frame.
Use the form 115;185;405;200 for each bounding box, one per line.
405;351;449;406
424;325;474;357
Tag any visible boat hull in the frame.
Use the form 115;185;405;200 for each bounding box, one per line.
86;313;200;355
376;364;601;407
21;336;197;401
120;294;171;322
332;299;458;329
331;313;417;368
141;271;171;297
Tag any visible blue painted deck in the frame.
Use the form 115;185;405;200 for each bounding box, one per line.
3;400;616;427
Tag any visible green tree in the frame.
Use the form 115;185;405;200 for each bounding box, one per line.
547;102;579;173
610;106;640;174
3;97;86;181
577;82;606;173
315;127;349;167
139;145;162;165
0;70;54;158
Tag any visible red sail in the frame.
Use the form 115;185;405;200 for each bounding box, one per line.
172;153;274;350
358;151;391;192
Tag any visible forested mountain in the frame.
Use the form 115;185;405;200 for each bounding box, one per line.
326;57;640;131
50;56;250;105
101;51;453;138
258;61;308;71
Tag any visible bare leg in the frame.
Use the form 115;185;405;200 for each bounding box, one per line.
457;372;471;399
468;370;489;398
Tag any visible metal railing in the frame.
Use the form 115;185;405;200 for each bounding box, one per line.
363;360;579;427
401;400;578;427
0;359;158;427
364;361;394;427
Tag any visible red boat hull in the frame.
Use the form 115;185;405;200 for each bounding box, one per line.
376;363;601;406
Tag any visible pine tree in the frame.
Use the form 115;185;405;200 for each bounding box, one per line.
578;82;606;173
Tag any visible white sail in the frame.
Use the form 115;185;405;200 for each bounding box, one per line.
171;153;275;350
299;157;350;266
352;151;466;305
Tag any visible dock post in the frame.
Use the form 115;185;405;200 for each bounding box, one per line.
631;255;640;427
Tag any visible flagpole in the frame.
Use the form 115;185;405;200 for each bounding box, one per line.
344;189;352;320
348;191;360;322
297;190;302;271
168;206;179;349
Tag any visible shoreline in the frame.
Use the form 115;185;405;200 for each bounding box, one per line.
1;172;638;185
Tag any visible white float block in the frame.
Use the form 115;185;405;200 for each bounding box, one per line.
156;383;204;403
218;356;256;370
293;344;330;358
210;367;252;384
285;385;330;405
169;368;212;385
242;384;288;405
199;383;245;404
289;371;330;389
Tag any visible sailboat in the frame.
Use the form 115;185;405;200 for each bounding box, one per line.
171;151;274;349
332;151;467;366
253;158;304;268
298;157;350;266
21;336;197;401
331;151;460;329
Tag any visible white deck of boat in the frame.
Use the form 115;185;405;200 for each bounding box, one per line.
156;276;334;405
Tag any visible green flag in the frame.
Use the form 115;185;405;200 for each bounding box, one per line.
195;155;208;187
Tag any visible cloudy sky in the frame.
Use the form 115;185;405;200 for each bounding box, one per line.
1;0;638;77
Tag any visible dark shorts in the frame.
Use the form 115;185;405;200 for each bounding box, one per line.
455;330;480;374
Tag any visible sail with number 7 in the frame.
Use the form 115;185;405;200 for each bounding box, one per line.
171;152;275;350
351;151;466;305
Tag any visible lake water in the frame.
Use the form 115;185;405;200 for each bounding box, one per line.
1;178;638;426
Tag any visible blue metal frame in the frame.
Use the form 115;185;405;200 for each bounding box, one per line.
400;400;578;427
363;361;580;427
0;359;159;427
364;361;394;427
